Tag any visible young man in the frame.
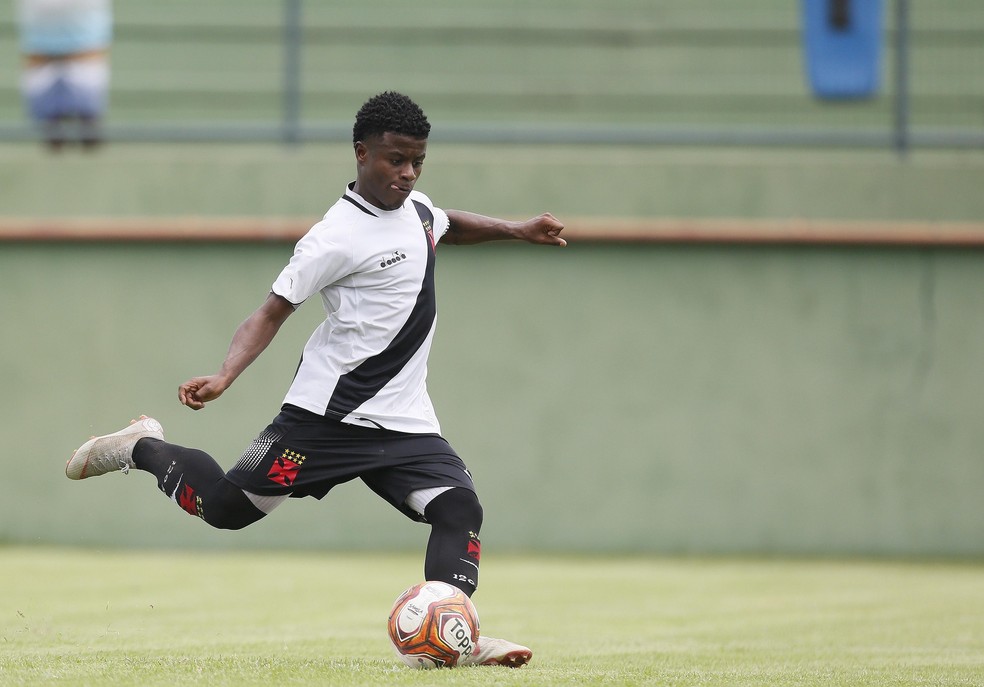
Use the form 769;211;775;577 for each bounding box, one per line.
66;91;565;668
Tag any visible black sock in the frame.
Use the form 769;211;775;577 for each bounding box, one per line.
423;488;484;596
133;438;266;530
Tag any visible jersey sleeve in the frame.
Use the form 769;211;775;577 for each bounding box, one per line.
271;220;353;306
432;205;450;243
409;190;450;242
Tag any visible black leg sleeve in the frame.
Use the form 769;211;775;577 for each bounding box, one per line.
422;488;484;597
133;438;266;530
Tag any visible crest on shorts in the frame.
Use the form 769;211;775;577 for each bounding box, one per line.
267;449;307;487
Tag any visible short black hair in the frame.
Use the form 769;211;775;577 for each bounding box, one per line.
352;91;431;145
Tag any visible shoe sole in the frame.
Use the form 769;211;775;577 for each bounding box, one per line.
481;649;533;668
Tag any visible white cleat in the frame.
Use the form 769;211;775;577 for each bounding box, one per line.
460;635;533;668
66;415;164;480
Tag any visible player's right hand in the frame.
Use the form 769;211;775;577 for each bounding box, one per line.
178;375;226;410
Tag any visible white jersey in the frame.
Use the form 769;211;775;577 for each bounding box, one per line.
271;184;450;434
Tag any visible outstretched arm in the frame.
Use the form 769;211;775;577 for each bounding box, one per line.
441;210;566;247
178;292;296;410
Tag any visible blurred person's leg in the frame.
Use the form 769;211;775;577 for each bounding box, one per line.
66;54;109;148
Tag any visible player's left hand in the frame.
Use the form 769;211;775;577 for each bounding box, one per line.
517;213;566;247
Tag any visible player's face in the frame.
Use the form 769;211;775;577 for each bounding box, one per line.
353;132;427;211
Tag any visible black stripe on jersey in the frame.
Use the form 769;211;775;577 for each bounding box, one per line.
341;193;378;217
324;201;437;421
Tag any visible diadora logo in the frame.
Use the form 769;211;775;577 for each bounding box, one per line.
379;250;408;269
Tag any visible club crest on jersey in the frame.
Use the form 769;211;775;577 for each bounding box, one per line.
379;250;408;269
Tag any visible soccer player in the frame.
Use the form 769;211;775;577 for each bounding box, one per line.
65;91;565;668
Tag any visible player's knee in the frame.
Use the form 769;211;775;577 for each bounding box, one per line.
202;507;257;530
204;514;251;531
199;480;266;530
424;487;483;531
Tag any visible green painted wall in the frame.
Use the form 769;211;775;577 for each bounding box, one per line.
2;241;982;556
3;144;984;223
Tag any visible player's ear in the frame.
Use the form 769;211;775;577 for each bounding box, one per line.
354;140;368;163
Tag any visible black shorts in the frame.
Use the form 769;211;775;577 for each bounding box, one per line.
225;404;475;521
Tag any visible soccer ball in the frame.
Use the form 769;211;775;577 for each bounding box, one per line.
387;580;480;669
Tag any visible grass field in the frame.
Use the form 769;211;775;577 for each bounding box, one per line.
1;548;982;686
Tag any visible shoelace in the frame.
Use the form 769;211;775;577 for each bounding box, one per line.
100;446;130;475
